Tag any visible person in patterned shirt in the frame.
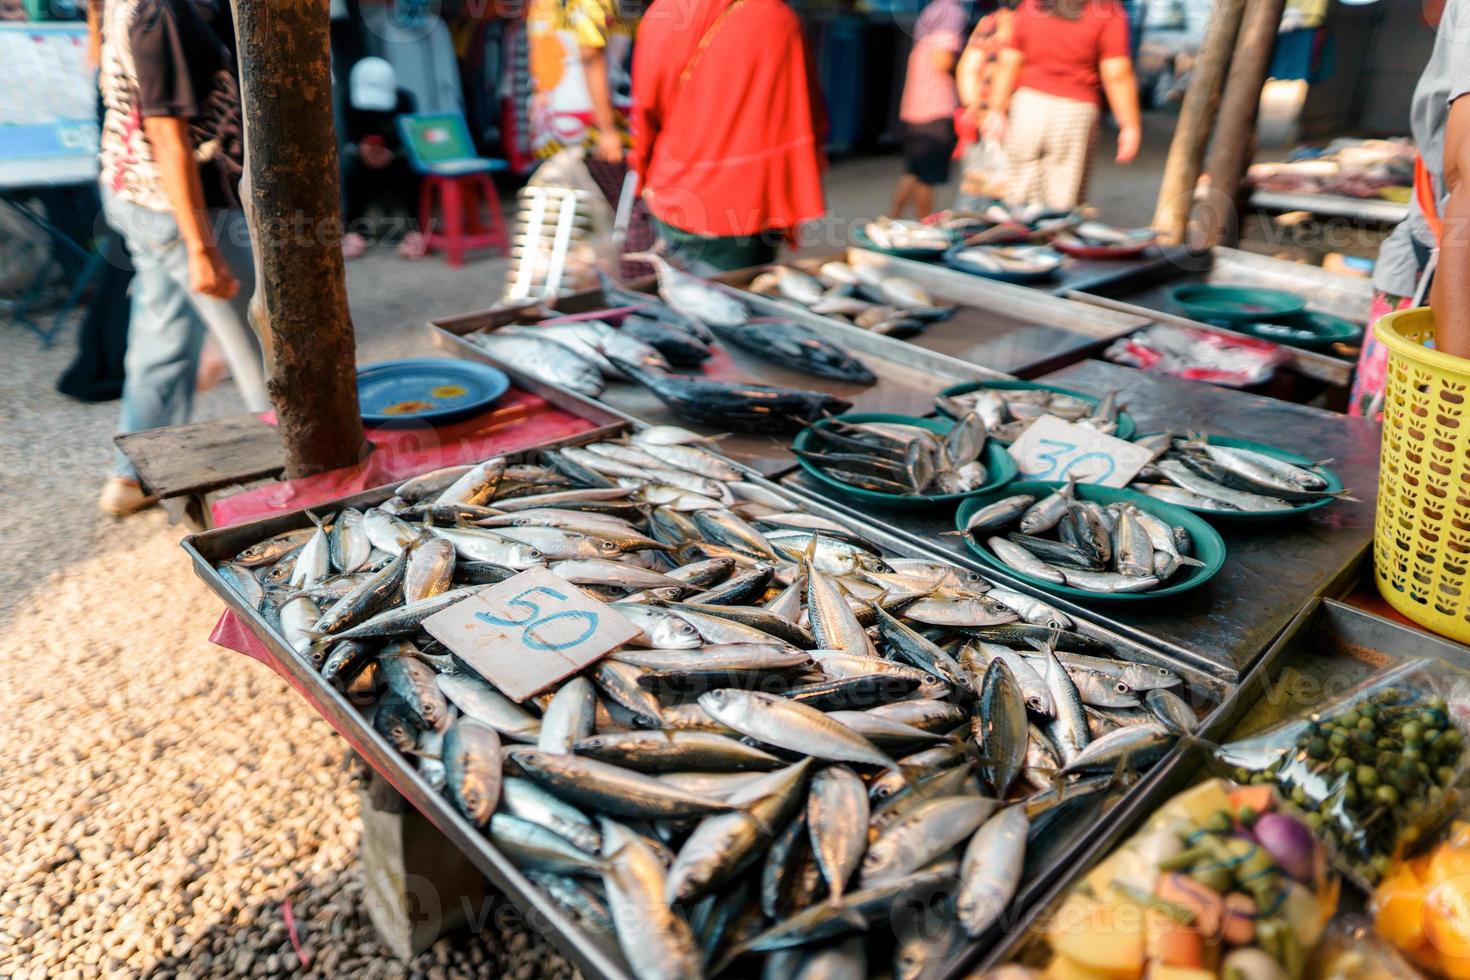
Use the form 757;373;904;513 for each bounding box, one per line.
96;0;267;515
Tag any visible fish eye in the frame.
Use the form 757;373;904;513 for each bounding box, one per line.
599;540;619;552
1115;682;1130;695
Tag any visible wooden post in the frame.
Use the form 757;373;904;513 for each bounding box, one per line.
1151;0;1248;246
230;0;367;478
1193;0;1289;250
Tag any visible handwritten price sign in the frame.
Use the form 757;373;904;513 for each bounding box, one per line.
1006;415;1152;488
423;567;639;702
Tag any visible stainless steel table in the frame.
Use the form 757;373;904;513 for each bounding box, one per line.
783;359;1381;680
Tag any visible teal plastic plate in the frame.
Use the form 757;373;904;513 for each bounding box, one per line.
1170;284;1306;324
1133;433;1344;521
1236;311;1363;351
943;244;1065;283
793;413;1018;511
935;380;1137;442
851;223;955;260
954;481;1227;602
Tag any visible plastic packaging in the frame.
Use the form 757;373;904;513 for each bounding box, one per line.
1105;324;1289;388
1373;821;1470;978
985;777;1339;980
1212;659;1470;890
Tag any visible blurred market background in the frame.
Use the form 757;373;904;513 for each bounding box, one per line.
0;0;1438;976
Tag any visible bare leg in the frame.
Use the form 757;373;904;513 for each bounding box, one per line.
914;182;935;219
890;174;918;218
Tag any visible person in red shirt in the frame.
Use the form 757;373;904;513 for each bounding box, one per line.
983;0;1141;210
629;0;826;273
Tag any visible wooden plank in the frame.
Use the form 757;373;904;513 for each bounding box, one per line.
116;414;285;498
1249;189;1408;224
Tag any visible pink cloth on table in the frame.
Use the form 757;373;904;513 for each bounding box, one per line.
210;387;599;526
207;385;601;676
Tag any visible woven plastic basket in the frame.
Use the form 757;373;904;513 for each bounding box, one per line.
1374;307;1470;643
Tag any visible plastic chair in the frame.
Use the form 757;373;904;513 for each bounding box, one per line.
397;112;509;266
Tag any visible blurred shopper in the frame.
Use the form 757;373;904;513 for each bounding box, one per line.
97;0;267;516
984;0;1140;210
1353;0;1470;417
630;0;825;273
890;0;966;218
954;0;1015;207
528;0;654;275
339;57;424;259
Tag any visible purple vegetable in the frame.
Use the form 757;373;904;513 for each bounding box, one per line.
1252;812;1318;881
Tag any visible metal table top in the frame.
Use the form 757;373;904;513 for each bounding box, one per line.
431;282;1000;477
1066;246;1373;387
760;249;1155;378
783;359;1380;680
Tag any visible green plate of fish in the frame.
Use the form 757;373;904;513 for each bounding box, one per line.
944;243;1065;283
935;380;1137;443
851;217;957;259
793;412;1018;510
1169;284;1307;324
954;481;1226;601
1128;433;1348;520
1234;310;1363;350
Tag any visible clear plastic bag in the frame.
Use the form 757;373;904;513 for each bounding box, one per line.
1212;659;1470;890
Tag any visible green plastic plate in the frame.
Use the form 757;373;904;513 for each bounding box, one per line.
954;481;1226;602
793;412;1018;511
1235;311;1363;351
935;380;1137;442
850;223;955;260
1170;284;1306;324
1133;433;1344;521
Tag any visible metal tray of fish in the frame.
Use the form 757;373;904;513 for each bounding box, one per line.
726;249;1153;379
1063;245;1372;388
973;597;1470;976
429;276;1001;478
182;420;1234;980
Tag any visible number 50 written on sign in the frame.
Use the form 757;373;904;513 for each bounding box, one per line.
474;586;598;652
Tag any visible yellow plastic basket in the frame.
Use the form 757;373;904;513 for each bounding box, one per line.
1374;307;1470;644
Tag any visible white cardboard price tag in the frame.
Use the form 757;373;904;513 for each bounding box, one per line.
1006;414;1153;488
422;566;639;703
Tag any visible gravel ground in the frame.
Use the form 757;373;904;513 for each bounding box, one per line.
0;244;586;978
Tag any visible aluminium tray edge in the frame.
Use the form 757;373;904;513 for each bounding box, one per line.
186;419;1232;979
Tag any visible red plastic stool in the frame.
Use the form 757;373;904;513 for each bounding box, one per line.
418;172;509;267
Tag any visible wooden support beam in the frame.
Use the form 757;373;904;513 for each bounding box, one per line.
1152;0;1248;246
1193;0;1289;249
230;0;367;479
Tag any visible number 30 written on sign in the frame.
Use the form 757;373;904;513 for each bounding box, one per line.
1023;438;1117;483
474;586;598;652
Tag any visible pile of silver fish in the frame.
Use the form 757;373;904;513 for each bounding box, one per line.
467;259;873;431
1050;221;1157;251
937;386;1122;443
748;261;956;340
960;482;1205;595
1129;435;1346;515
799;413;991;497
947;245;1064;278
217;428;1195;978
862;216;954;252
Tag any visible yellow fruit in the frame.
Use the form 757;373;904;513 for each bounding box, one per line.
1046;955;1117;980
1374;871;1427;949
1143;966;1216;980
1430;844;1470;885
1158;780;1232;827
1424;874;1470;963
1049;893;1146;980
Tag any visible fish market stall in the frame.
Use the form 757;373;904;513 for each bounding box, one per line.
725;249;1154;379
1065;246;1375;390
187;416;1232;980
781;359;1380;681
976;597;1470;979
430;270;1002;477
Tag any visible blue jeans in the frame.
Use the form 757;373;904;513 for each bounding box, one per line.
104;191;270;478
